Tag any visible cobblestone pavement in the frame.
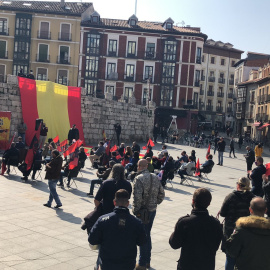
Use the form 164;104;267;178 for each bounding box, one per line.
0;140;265;270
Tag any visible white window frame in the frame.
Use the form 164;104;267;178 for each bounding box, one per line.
60;22;71;39
36;67;48;80
57;69;69;84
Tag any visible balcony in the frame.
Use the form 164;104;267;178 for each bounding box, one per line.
144;51;156;60
0;28;9;36
217;92;224;98
106;72;118;80
208;76;215;82
36;74;48;81
245;112;253;119
227;108;233;113
57;56;70;64
267;95;270;102
216;106;223;112
199;104;204;111
207;91;214;96
261;95;266;103
199;90;204;95
257;96;261;104
37;30;51;39
36;54;50;62
143;77;153;83
236;112;245;119
196;56;201;64
107;51;117;57
206;105;213;111
193;103;198;109
201;76;205;81
194;81;200;87
55;77;69;86
58;32;72;41
124;75;134;82
126;53;136;59
228;93;234;99
229;79;234;85
0;74;7;83
218;78;225;84
0;51;8;59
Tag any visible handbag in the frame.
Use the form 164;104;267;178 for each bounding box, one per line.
137;174;153;224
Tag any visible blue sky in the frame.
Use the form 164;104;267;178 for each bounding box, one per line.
88;0;270;57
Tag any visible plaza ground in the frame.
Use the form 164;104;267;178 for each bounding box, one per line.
0;140;267;270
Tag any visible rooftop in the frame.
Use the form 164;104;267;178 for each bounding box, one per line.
0;1;92;16
204;39;244;53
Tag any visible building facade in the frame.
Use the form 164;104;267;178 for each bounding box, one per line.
199;39;243;129
79;12;207;132
0;1;93;86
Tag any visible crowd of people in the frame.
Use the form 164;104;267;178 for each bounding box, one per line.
1;125;270;270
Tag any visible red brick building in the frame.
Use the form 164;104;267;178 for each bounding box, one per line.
79;12;207;132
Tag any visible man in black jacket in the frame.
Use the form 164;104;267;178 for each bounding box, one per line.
244;146;255;175
68;124;79;145
217;137;226;166
169;188;222;270
197;154;214;180
250;156;266;197
114;123;121;146
89;189;146;270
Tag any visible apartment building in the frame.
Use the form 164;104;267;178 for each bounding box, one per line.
0;0;93;86
199;39;243;129
79;12;208;131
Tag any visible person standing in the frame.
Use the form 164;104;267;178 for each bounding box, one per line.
68;124;79;145
114;123;121;146
160;127;167;143
18;120;27;144
229;137;236;158
169;188;222;270
43;150;63;208
26;70;35;80
254;143;263;158
89;189;147;270
39;123;48;148
219;177;254;270
250;156;266;197
244;146;255;175
133;159;165;270
238;135;243;149
226;197;270;270
217;137;226;166
214;136;219;155
153;124;159;143
262;174;270;217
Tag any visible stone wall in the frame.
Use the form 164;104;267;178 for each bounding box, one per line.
0;78;155;144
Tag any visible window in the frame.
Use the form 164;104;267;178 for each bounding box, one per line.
38;44;49;62
14;41;29;60
210;71;215;78
142;88;151;105
85;79;97;96
144;66;153;80
164;40;177;61
217;101;222;110
130;20;136;26
60;23;71;41
231;60;235;67
196;47;202;63
107;63;116;78
13;64;28;76
193;92;198;107
202;55;205;62
210;57;215;64
86;33;100;55
15;17;31;36
108;39;117;56
39;22;50;39
227;102;232;110
85;56;99;78
37;68;47;81
0;40;7;58
124;87;133;101
92;16;98;23
58;46;69;64
57;70;68;85
195;70;200;84
127;41;136;57
125;64;135;80
0;18;8;34
166;23;172;29
160;86;173;107
0;64;5;82
106;85;115;95
162;63;175;84
221;59;225;65
146;43;155;58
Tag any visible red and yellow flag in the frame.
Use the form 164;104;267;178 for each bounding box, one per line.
18;77;84;146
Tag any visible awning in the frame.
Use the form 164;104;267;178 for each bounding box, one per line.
253;122;261;126
258;123;270;130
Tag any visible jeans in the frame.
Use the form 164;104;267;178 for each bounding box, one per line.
229;147;235;157
89;179;103;195
178;170;188;179
18;133;25;144
218;151;224;165
47;179;62;206
139;211;156;266
225;254;236;270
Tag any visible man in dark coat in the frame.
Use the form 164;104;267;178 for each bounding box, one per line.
43;150;63;208
169;188;222;270
226;197;270;270
229;137;236;158
197;154;214;180
114;123;121;146
131;141;140;153
250;156;266;197
68;124;79;145
244;146;255;174
153;124;159;143
217;137;226;166
1;142;19;175
89;189;146;270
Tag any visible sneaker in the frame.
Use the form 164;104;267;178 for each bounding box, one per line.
43;203;51;208
135;264;147;270
54;204;62;209
21;176;28;181
217;163;220;165
87;193;94;197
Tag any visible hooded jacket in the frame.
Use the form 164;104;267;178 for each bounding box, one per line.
45;155;63;180
226;215;270;270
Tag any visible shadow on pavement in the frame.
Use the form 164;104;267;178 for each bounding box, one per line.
55;208;82;224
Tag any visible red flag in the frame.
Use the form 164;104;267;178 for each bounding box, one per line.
116;154;122;160
57;139;68;152
195;158;200;176
266;163;270;176
142;146;147;150
63;140;83;158
110;144;117;152
139;153;144;157
147;138;155;147
53;135;59;144
69;143;81;170
7;132;16;150
206;144;210;158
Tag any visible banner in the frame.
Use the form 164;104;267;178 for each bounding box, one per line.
0;111;11;150
18;77;84;146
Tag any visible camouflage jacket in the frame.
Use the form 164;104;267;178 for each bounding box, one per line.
133;169;165;213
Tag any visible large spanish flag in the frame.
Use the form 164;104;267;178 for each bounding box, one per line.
18;77;84;146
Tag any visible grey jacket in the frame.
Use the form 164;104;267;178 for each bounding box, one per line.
133;169;165;213
180;161;195;175
95;146;105;156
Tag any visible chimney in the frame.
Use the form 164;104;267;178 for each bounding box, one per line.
60;0;65;8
